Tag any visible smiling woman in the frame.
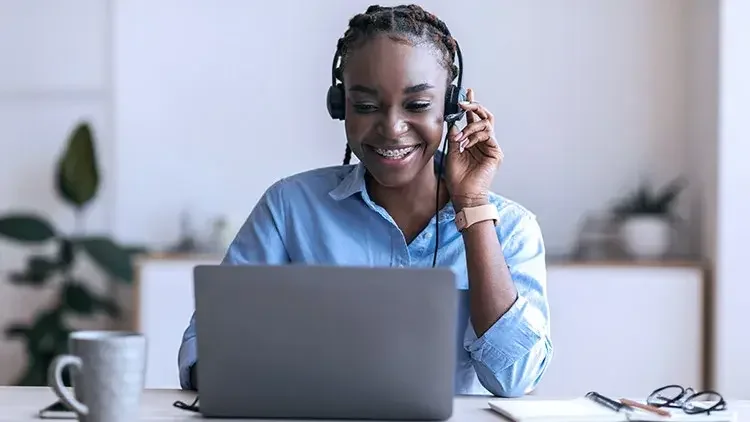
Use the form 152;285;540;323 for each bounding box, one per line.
179;4;553;398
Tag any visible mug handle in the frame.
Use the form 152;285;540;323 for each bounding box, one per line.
48;355;89;416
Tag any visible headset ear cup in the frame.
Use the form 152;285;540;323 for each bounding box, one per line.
327;84;346;120
443;85;467;124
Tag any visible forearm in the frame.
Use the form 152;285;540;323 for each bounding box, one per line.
455;199;553;396
456;199;518;336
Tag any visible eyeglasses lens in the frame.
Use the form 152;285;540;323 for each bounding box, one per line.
684;392;724;414
648;386;684;407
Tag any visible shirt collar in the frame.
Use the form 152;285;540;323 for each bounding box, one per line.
328;151;456;223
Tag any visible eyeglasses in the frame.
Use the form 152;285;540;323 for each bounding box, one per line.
646;385;726;415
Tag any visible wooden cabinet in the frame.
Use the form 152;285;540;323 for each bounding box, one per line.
131;256;706;394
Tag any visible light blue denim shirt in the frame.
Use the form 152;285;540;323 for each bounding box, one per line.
179;156;553;397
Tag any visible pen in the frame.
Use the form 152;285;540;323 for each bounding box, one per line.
585;392;634;413
619;398;671;417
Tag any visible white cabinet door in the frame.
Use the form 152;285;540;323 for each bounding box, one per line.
136;257;219;389
533;266;704;398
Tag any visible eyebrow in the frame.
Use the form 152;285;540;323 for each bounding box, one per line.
403;83;434;94
348;83;435;95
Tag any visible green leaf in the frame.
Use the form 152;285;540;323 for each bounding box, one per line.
0;214;56;242
61;282;96;315
30;256;58;273
25;309;66;354
75;237;134;282
8;307;71;386
60;281;118;316
612;178;686;219
57;238;75;269
55;122;100;208
9;255;59;286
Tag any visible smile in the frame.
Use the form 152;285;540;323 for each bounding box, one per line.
372;145;419;160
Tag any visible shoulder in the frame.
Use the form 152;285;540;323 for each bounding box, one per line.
261;164;356;204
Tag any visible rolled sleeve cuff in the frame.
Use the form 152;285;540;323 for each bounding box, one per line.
463;295;543;368
178;337;198;390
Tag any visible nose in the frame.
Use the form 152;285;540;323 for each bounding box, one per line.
377;106;408;139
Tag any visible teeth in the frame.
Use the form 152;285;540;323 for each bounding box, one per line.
374;146;416;159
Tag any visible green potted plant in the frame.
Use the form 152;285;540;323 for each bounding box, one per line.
0;121;145;385
611;178;685;258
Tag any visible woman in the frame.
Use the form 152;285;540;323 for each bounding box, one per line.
179;4;552;397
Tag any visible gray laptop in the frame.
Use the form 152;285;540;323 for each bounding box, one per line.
193;264;459;420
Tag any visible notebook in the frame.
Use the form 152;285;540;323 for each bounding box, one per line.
487;398;737;422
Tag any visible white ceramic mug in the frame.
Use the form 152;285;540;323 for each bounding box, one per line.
48;331;147;422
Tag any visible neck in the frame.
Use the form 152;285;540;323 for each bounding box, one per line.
366;158;449;235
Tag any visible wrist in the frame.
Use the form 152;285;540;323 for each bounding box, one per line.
451;193;490;212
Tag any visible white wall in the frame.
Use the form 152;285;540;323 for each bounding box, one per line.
111;0;694;256
0;0;720;385
714;0;750;399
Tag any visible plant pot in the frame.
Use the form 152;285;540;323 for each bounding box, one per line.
619;215;672;258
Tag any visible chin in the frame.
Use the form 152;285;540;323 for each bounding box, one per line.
360;144;433;188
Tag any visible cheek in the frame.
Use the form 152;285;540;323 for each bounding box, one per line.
414;113;446;147
344;119;367;152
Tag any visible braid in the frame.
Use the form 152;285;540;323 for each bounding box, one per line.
337;4;459;165
335;5;458;84
343;144;353;165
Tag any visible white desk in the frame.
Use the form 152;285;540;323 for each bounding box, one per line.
0;387;496;421
1;387;748;422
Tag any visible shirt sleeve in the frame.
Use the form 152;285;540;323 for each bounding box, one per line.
462;213;553;397
178;181;291;390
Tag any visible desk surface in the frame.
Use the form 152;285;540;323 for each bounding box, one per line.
1;387;748;422
0;387;500;421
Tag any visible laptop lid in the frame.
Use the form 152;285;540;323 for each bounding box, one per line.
193;264;458;420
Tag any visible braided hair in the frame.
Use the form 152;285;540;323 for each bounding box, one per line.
337;5;459;165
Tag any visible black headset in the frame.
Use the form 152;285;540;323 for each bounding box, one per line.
326;39;467;268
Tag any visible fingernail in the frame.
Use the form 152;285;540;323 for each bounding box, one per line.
454;132;463;141
459;140;467;152
459;101;470;105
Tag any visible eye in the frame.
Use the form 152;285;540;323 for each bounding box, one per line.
353;103;378;113
407;101;432;112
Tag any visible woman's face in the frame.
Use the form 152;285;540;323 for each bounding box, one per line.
343;35;448;188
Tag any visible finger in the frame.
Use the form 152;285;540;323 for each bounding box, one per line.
453;120;491;142
458;102;491;121
460;131;492;151
463;88;477;124
468;88;479;124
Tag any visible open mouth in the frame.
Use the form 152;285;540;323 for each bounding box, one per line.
369;145;421;161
